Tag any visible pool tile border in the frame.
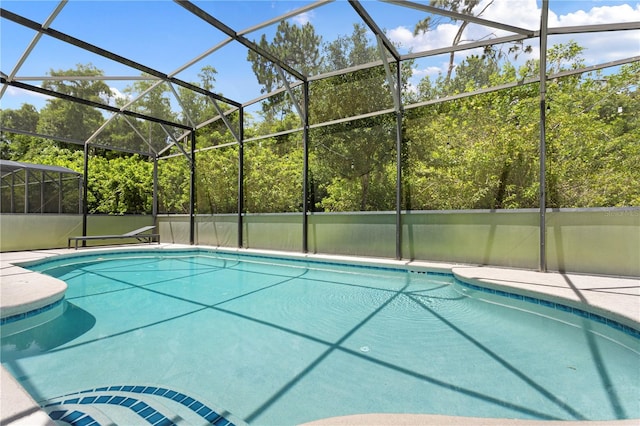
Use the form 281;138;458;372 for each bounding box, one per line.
0;298;64;326
454;279;640;339
9;247;639;341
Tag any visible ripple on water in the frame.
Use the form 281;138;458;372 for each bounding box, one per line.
262;279;398;340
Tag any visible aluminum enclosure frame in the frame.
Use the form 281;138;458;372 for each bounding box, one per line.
1;0;638;269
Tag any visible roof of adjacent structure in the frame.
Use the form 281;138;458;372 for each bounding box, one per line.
0;159;81;176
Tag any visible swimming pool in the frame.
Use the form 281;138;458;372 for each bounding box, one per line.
2;249;639;425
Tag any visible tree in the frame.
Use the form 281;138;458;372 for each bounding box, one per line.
544;59;640;207
248;20;321;93
414;0;531;92
406;41;639;210
37;64;112;147
244;138;304;213
414;0;487;83
87;154;153;214
0;104;40;159
309;24;400;211
177;66;219;127
196;146;239;214
406;53;539;210
247;20;321;121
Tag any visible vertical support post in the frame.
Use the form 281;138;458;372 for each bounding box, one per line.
10;172;15;213
82;143;89;246
238;107;244;248
190;130;196;245
24;167;29;213
78;171;82;215
40;171;45;213
58;173;63;213
152;155;158;218
539;0;549;272
302;81;310;253
394;61;403;260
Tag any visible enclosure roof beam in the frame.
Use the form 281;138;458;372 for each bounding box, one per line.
238;0;333;36
0;0;67;99
383;0;534;36
550;55;640;79
349;0;400;61
160;124;193;164
167;82;196;129
196;107;239;130
377;36;400;113
120;115;160;156
85;112;119;146
401;33;529;61
548;21;640;34
87;143;149;157
276;65;305;120
304;34;528;84
242;84;297;108
0;77;192;131
208;98;241;144
14;75;161;81
174;0;306;82
0;7;240;108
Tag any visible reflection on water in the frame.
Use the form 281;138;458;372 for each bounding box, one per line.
1;303;96;361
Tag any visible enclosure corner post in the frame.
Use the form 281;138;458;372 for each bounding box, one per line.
238;107;245;248
152;154;158;220
395;62;404;261
190;130;196;246
302;81;310;254
82;142;89;246
539;0;549;272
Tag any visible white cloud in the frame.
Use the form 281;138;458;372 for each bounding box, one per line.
386;0;639;72
5;85;51;100
292;11;313;26
110;87;129;101
412;66;444;78
388;23;460;53
97;87;130;107
474;0;540;31
1;85;51;110
548;3;640;65
551;3;640;26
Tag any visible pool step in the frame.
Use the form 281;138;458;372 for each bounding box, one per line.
40;385;240;426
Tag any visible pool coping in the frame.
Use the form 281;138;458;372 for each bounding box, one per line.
1;244;638;425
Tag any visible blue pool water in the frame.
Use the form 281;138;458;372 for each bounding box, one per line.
2;249;639;425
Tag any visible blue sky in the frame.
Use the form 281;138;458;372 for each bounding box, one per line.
1;0;639;112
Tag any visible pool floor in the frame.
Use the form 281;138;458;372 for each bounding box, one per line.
1;249;639;425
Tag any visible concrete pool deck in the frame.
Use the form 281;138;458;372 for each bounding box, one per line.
1;245;638;425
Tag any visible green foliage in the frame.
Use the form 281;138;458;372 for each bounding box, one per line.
0;104;41;159
543;61;640;207
196;147;238;214
38;64;111;147
247;19;321;121
158;155;190;214
405;88;540;210
407;47;639;209
87;154;153;214
1;41;638;215
244;138;304;213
